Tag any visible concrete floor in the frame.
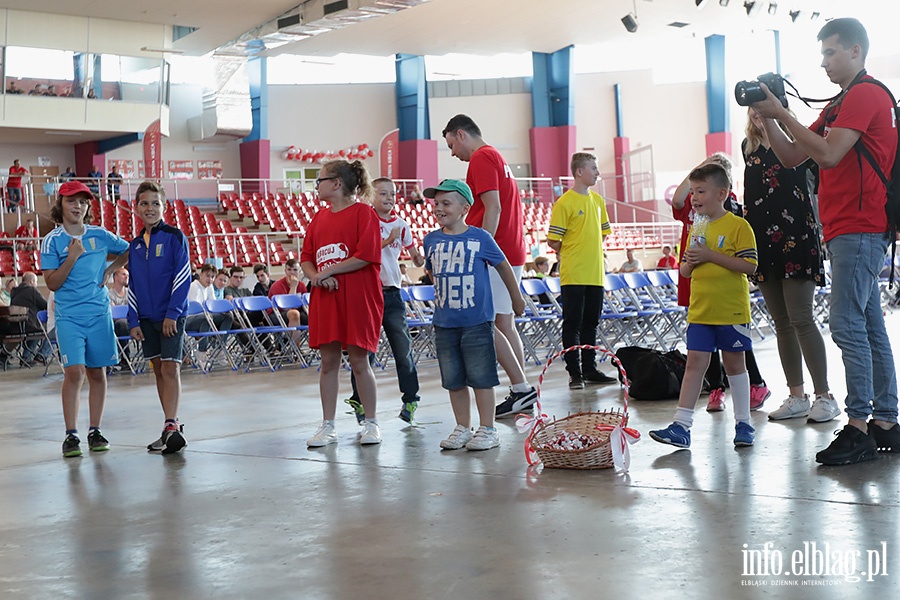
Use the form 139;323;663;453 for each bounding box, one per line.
1;314;899;600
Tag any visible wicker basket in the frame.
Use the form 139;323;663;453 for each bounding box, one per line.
522;344;637;471
531;409;628;470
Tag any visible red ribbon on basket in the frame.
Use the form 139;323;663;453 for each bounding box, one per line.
516;412;548;466
596;424;641;474
523;344;638;473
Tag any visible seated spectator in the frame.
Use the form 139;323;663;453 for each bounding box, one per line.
549;261;560;277
0;277;14;306
532;256;550;278
60;167;76;182
87;165;102;196
408;184;425;205
223;266;250;301
87;89;97;99
618;249;643;273
9;272;50;365
45;85;58;97
268;258;308;327
399;263;413;287
418;271;433;286
657;245;678;269
213;269;229;300
107;166;123;201
15;219;37;250
252;263;271;296
185;263;233;364
28;84;42;96
107;267;130;372
6;81;23;95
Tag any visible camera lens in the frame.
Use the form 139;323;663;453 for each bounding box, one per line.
734;80;765;106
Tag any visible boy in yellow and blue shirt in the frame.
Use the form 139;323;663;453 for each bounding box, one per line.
650;163;759;448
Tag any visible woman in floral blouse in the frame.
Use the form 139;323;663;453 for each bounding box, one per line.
743;107;837;424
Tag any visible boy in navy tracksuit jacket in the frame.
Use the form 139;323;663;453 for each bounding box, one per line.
127;181;191;454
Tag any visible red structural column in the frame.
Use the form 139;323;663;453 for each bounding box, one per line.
613;136;630;203
705;132;732;158
529;125;576;201
74;142;104;180
397;139;438;188
240;139;270;194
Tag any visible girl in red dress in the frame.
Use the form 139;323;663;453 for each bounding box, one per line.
301;159;384;447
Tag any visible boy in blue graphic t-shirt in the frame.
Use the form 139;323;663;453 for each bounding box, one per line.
422;179;525;452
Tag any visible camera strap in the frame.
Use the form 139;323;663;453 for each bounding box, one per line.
788;69;868;109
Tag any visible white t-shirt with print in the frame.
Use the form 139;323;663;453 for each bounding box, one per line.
379;216;415;289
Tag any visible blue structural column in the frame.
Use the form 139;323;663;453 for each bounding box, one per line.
241;50;270;193
529;46;576;200
394;54;437;186
704;34;731;156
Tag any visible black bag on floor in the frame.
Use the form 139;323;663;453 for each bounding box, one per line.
614;346;688;400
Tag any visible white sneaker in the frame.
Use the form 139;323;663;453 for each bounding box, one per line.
439;425;474;450
307;421;337;447
768;394;810;420
465;426;500;451
808;394;841;423
359;420;382;445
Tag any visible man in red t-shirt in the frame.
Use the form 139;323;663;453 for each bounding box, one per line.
268;258;309;327
6;159;27;213
14;218;37;250
753;17;899;466
442;114;536;417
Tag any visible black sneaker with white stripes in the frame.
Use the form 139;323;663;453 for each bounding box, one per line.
495;387;538;418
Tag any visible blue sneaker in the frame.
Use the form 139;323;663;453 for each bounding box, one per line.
734;421;755;447
649;423;691;448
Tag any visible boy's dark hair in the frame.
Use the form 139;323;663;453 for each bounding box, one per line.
199;263;217;275
229;266;244;276
818;17;869;60
570;152;597;176
284;258;299;269
534;255;549;266
253;263;268;275
49;193;93;224
689;163;731;192
135;180;167;202
703;152;734;189
442;114;481;138
216;269;229;279
322;159;373;200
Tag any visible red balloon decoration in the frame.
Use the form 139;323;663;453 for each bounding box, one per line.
283;143;372;163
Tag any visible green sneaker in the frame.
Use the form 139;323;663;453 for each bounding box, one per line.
399;401;417;424
87;429;110;452
62;434;82;458
344;398;365;424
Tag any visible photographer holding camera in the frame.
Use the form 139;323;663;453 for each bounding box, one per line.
751;17;898;467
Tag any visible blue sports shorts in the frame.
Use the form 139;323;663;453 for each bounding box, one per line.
686;323;753;353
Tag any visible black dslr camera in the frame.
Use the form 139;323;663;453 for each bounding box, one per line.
735;72;788;107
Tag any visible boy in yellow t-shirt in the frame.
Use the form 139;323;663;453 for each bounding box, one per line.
547;152;615;390
650;163;758;449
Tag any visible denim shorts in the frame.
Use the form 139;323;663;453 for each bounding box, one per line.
435;322;499;391
686;323;752;353
140;317;186;362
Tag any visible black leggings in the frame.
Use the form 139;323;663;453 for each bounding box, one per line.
706;350;764;389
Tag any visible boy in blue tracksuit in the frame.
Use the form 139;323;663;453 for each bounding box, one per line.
127;181;191;454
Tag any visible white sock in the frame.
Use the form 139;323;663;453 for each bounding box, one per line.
365;418;378;425
511;383;532;393
728;372;751;423
674;407;694;430
324;419;335;426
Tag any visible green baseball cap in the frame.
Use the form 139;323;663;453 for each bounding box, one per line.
423;179;474;206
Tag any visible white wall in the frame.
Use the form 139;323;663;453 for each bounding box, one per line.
267;83;397;180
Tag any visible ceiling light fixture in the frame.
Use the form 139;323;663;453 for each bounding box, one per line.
768;2;777;15
695;0;710;9
719;0;730;6
789;9;801;22
622;0;639;33
744;1;764;17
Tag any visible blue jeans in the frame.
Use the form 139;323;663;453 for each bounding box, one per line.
435;322;499;390
350;287;420;404
827;232;898;422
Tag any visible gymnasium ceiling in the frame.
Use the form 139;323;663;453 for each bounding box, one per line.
0;0;862;58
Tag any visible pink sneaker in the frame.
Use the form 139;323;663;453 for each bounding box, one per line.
706;388;726;412
750;384;771;410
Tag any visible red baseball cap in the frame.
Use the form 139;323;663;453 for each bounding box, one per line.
58;181;95;199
